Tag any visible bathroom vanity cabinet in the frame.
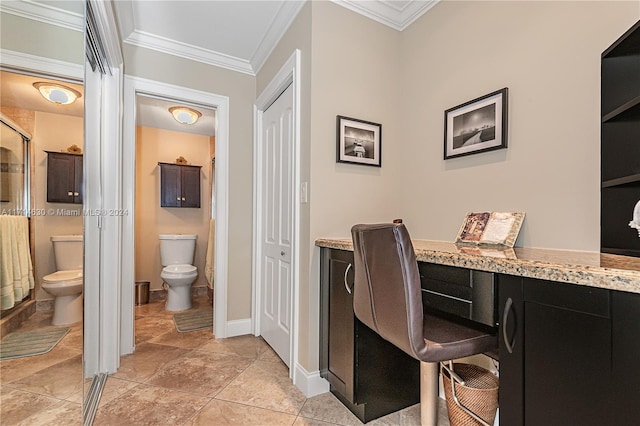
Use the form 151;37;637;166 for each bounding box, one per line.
601;20;640;257
158;162;201;208
46;151;82;204
319;248;420;423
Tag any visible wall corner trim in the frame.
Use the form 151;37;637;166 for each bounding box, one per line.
293;363;330;398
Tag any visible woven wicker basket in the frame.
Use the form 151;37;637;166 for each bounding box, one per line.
442;363;499;426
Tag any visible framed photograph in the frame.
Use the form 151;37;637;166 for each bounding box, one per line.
444;88;508;160
455;211;525;248
336;115;381;167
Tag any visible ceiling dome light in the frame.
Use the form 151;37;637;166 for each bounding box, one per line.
169;106;202;125
33;82;81;105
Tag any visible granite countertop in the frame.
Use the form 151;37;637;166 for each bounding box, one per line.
315;238;640;294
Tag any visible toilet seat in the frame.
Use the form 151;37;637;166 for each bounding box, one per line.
43;269;83;286
161;264;197;277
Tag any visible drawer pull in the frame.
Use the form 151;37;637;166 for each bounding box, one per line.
344;263;353;294
503;297;515;354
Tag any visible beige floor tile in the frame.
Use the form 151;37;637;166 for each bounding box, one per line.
185;399;297;426
135;301;170;318
298;392;363;426
111;342;190;382
294;417;341;426
216;360;306;415
145;350;252;396
65;376;139;407
55;324;83;350
93;383;209;426
0;386;62;424
0;344;81;385
16;400;81;426
149;327;213;349
8;354;83;399
198;334;269;359
134;316;175;344
259;344;287;364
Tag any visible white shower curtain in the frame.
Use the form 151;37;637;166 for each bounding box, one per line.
0;215;35;310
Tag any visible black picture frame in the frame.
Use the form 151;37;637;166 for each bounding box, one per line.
444;88;508;160
336;115;382;167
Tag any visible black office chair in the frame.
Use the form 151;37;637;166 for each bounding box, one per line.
351;223;498;426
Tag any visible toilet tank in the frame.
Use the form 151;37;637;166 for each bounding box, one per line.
159;234;197;266
51;235;83;271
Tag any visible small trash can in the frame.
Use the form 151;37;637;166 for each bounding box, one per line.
442;363;499;426
135;281;150;305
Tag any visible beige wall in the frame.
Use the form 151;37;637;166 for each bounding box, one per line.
0;13;83;65
32;112;84;301
135;126;211;291
266;1;639;373
397;0;639;250
123;45;256;320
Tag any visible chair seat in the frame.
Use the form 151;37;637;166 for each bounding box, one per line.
420;313;497;363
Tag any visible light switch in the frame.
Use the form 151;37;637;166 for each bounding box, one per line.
300;181;309;204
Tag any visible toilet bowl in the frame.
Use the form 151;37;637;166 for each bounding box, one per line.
160;265;198;311
159;234;198;311
42;270;83;326
41;234;83;326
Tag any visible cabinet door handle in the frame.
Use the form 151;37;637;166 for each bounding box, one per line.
74;192;79;196
68;191;73;196
502;297;515;354
344;263;353;294
177;197;181;201
182;197;186;201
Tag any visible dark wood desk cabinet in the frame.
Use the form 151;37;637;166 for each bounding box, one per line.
499;275;640;426
319;248;420;423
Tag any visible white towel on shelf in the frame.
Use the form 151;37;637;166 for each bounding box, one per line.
0;215;35;310
205;218;215;289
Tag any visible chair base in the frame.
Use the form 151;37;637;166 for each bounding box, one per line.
420;362;440;426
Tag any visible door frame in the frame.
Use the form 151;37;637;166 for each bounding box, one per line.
252;49;301;380
121;76;230;354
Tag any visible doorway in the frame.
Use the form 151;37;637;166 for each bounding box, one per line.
121;76;230;354
252;49;301;381
133;94;216;342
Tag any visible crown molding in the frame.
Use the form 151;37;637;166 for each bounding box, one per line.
0;48;84;81
0;0;83;32
332;0;439;31
123;30;255;76
251;0;306;74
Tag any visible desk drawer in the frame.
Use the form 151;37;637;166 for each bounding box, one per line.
419;263;497;328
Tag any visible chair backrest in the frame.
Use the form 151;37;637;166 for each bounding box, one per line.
351;223;426;359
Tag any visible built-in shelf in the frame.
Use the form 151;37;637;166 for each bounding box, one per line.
602;247;640;258
602;174;640;188
601;20;640;258
602;96;640;123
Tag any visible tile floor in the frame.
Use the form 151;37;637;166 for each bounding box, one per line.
1;297;452;425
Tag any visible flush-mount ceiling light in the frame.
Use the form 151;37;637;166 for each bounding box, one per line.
33;82;81;105
169;106;202;125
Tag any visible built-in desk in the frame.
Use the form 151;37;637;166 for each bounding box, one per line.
317;238;640;425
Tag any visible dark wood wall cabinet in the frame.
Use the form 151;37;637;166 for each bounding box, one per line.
158;162;201;208
499;275;640;425
46;151;82;204
601;20;640;257
320;248;420;423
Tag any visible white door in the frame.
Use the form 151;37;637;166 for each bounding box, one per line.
260;83;294;367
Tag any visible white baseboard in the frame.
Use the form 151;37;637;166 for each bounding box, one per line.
226;318;252;337
293;363;330;397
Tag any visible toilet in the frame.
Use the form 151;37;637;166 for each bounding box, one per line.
41;235;83;326
159;234;198;311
